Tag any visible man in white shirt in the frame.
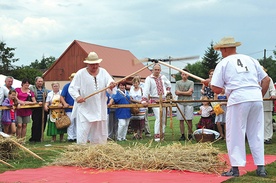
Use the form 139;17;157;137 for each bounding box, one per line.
262;72;276;144
210;37;270;177
141;63;171;142
0;86;6;132
69;52;116;145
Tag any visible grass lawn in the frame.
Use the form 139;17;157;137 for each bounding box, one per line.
0;114;275;183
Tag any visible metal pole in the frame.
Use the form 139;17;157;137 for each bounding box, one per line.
41;92;46;142
263;49;266;68
169;56;171;82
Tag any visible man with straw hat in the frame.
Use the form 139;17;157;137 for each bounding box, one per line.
60;73;77;142
210;36;270;177
69;52;116;144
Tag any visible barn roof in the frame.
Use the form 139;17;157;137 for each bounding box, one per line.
43;40;151;81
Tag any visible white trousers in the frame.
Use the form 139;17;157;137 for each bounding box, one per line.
264;111;273;141
152;107;166;135
66;112;77;140
226;102;264;166
117;118;130;141
76;113;108;145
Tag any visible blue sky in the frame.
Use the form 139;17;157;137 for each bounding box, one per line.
1;0;276;74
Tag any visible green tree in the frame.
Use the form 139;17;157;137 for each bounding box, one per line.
0;40;58;82
30;55;56;72
0;41;19;76
11;54;56;83
185;62;205;82
174;41;220;82
173;62;205;82
201;41;220;79
11;66;43;84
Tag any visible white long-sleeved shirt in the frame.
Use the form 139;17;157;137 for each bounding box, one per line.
142;74;171;101
69;67;114;122
263;77;276;111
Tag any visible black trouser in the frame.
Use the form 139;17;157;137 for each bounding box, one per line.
30;108;48;142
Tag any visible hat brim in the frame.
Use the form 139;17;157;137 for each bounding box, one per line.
83;59;102;64
213;42;241;50
68;73;76;79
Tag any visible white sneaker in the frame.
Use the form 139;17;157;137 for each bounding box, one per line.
154;134;160;142
145;133;151;137
154;138;160;142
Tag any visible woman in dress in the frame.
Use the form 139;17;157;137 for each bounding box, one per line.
129;76;146;139
107;81;131;141
44;82;66;142
201;69;214;99
15;78;37;139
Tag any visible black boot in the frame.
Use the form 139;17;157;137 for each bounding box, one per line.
221;167;239;177
256;165;267;177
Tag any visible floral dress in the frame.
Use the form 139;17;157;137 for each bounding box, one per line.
46;92;67;136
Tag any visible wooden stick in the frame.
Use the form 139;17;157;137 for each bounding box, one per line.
169;103;173;130
0;104;41;110
176;103;193;137
84;63;155;100
169;104;174;137
41;92;46;142
165;99;228;103
0;159;15;168
134;56;199;64
165;106;168;126
0;105;74;110
109;103;176;108
0;98;273;110
158;61;205;82
9;139;45;161
159;94;163;141
49;106;73;109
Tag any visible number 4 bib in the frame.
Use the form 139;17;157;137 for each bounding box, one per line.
235;59;249;73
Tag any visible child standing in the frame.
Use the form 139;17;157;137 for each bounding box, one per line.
215;88;227;139
197;96;215;130
1;90;19;135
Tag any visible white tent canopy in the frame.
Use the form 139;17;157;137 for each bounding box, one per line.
0;74;22;89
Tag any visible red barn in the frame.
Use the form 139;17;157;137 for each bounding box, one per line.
43;40;151;89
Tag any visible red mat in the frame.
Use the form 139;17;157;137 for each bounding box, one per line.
0;155;275;183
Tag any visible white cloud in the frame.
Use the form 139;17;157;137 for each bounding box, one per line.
0;16;22;38
22;17;63;39
0;0;276;66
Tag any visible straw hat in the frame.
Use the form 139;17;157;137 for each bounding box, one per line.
213;37;241;50
83;52;102;64
69;73;76;79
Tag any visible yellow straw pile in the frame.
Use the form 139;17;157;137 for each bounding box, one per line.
52;142;227;174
